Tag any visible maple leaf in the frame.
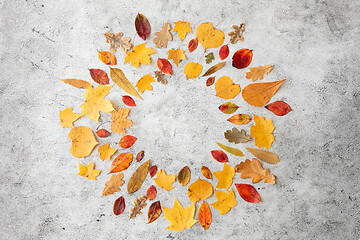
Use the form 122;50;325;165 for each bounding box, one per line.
110;108;134;135
250;115;275;150
68;126;98;158
154;168;175;191
163;197;197;231
153;22;173;48
205;52;215;64
210;189;237;215
235;158;276;184
224;128;252;144
80;85;114;122
136;74;155;93
246;65;273;81
78;161;101;180
213;163;235;191
102;173;124;196
187;178;213;203
130;195;147;219
167;49;186;67
59;107;81;128
155;71;168;85
98;142;117;161
104;32;132;53
173;21;192;41
228;23;246;44
124;43;156;68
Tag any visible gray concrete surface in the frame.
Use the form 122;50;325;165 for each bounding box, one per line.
0;0;359;239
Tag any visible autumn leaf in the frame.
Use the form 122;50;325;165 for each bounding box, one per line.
89;69;109;85
235;183;261;203
214;163;235;190
104;32;132;53
201;166;213;179
205;52;215;64
224;128;252;144
154;22;173;48
154;168;176;191
178;166;191;186
206;77;215;86
102;173;124;196
98;142;117;161
127;159;150;194
147;185;157;201
163;198;197;232
135;13;151;40
210;189;237;215
215;142;244;157
124;43;156;68
184;62;202;79
173;21;192;41
187;178;213;203
196;22;225;50
188;38;198;52
202;62;226;77
219;45;229;60
235;158;276;184
98;51;116;65
110;67;142;99
80;85;114;122
265;101;292;116
136;74;156;93
78;161;101;180
149;165;157;177
232;49;253;69
109;153;133;173
130;195;147;219
211;150;228;163
215;76;241;99
148;201;162;223
113;196;125;215
96;129;110;138
110;108;134;135
59;107;81;128
242;79;286;107
167;49;186;67
246;65;273;81
119;135;137;149
69;126;98;158
218;102;239;114
59;79;91;89
155;71;168;85
157;58;173;75
136;150;145;162
246;147;279;164
227;114;251;125
228;23;246;44
250;115;275;150
122;95;136;107
198;201;212;230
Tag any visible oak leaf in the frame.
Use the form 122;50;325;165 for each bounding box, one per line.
130;195;147;219
109;153;133;173
154;22;173;48
210;189;237;215
78;161;101;180
250;115;275;150
102;173;124;196
68;126;98;158
228;23;246;44
124;43;156;68
98;142;117;161
215;142;244;157
98;51;116;65
205;52;215;64
110;67;142;99
198;201;212;230
163;198;197;232
246;65;273;81
224;128;252;144
59;79;91;89
135;74;156;93
184;62;202;79
246;147;279;164
167;49;186;67
187;178;213;203
59;107;81;128
155;71;168;85
215;76;241;99
235;158;276;184
148;201;162;223
110;108;134;135
154;168;175;191
127;160;150;194
104;32;132;53
196;22;225;50
213;163;235;190
173;21;192;41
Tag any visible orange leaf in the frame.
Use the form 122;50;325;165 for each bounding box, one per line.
235;158;275;184
201;166;213;179
96;129;111;138
98;51;117;65
211;150;228;163
265;101;292;116
227;114;251;125
59;79;91;89
109;153;133;173
206;77;215;87
122;96;136;107
235;184;261;203
188;38;198;52
147;185;157;200
119;135;137;149
157;58;173;75
219;45;229;60
89;69;109;85
148;201;162;223
198;201;212;230
232;49;252;69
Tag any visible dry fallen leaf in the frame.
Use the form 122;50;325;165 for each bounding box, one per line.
157;58;173;75
246;65;273;81
148;201;162;223
213;163;235;190
235;158;276;184
235;183;261;203
215;76;241;99
59;107;81;128
232;49;253;69
110;108;134;135
98;51;116;65
149;165;158;177
96;129;110;138
219;45;230;60
154;168;176;191
109;153;133;173
178;166;191;186
98;142;117;161
78;161;101;180
201;166;213;179
215;142;244;157
218;102;239;114
154;22;173;48
104;32;132;53
196;22;225;50
265;101;292;116
228;23;246;44
110;67;142;99
147;185;157;200
122;95;136;107
206;77;215;87
250;115;275;150
124;43;156;68
89;69;109;85
113;196;125;215
130;195;147;219
69;126;98;158
167;49;186;67
210;189;237;215
184;62;202;79
102;173;124;196
59;78;91;89
227;113;252;125
211;150;228;163
136;150;145;162
205;52;215;64
173;21;192;41
198;201;212;230
135;13;151;40
187;178;213;203
135;74;156;93
163;198;197;232
224;128;252;144
127;159;150;194
188;38;198;52
246;147;279;164
155;71;168;85
202;62;226;77
119;135;137;149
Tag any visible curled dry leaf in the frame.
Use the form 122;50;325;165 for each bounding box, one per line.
224;128;252;144
135;13;151;40
235;158;276;184
173;21;192;41
149;165;158;177
109;153;133;173
227;114;252;125
232;49;253;69
155;71;168;85
235;183;261;203
110;108;134;135
124;43;156;69
59;79;91;89
154;168;176;191
136;74;156;93
228;23;246;44
163;198;197;232
211;150;228;163
246;147;279;164
202;62;226;77
205;52;215;64
201;166;213;179
218;102;239;114
178;166;191;186
96;129;110;138
214;163;235;190
187;178;213;203
104;32;132;53
210;189;237;215
119;135;137;149
167;49;186;67
148;201;162;223
265;101;292;116
122;95;136;107
215;76;241;99
59;107;81;128
184;62;202;79
198;201;212;230
157;58;173;75
154;22;173;48
89;69;109;85
130;195;147;219
147;185;157;200
102;173;124;196
78;161;101;180
136;150;145;162
113;196;125;215
215;142;244;157
196;22;224;50
246;65;273;81
69;126;98;158
219;45;229;60
98;51;116;65
98;142;117;161
250;115;275;150
206;77;215;87
127;159;150;194
110;67;142;99
188;38;198;53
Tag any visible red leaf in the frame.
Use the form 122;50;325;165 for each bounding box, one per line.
119;135;137;149
198;201;212;230
157;58;173;75
218;102;239;114
89;69;109;85
219;45;229;60
135;13;151;40
148;201;162;223
206;77;215;87
211;150;228;163
235;184;261;203
149;165;158;178
232;49;253;69
265;101;292;116
96;129;111;138
113;196;125;215
122;95;136;107
188;38;198;53
147;185;157;200
136;150;145;162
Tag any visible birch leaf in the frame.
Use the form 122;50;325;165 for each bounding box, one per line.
68;126;98;158
187;178;213;203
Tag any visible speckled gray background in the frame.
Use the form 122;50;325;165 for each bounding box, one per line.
0;0;359;239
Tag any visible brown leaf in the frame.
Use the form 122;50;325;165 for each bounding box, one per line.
149;165;158;177
198;201;212;230
113;196;125;215
130;195;147;219
201;166;213;179
188;38;198;52
235;158;276;184
211;150;228;163
59;79;91;89
228;23;245;44
109;153;133;173
102;173;125;196
202;62;226;77
206;77;215;87
155;71;168;85
122;96;136;107
147;185;157;200
98;51;117;65
136;150;145;162
127;159;150;194
178;166;191;186
96;129;111;138
246;147;280;164
153;22;173;48
232;49;253;69
265;101;292;116
89;69;109;85
224;128;252;144
157;58;173;75
119;135;137;149
219;45;230;60
246;65;273;81
148;201;162;223
235;184;261;203
104;32;132;53
135;13;151;40
227;114;251;125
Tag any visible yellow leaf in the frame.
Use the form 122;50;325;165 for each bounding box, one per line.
68;126;98;158
215;142;244;157
153;22;173;48
124;43;156;68
235;158;276;184
196;22;224;50
187;178;213;203
246;147;279;164
135;74;156;93
154;168;175;191
98;51;116;65
78;161;101;180
184;62;202;79
250;115;275;150
102;173;124;196
163;197;197;232
173;21;192;41
246;65;273;81
213;163;235;190
110;68;142;99
210;189;237;215
80;85;114;122
215;76;241;99
167;49;186;67
59;107;81;128
98;142;117;161
59;79;91;89
110;108;134;135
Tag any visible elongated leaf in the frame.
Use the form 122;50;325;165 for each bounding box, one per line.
211;150;228;163
157;58;173;75
188;38;198;52
219;45;229;60
148;201;162;223
113;196;125;215
110;67;142;99
135;13;150;40
235;184;261;203
59;79;91;89
227;114;251;125
198;201;212;230
136;150;144;162
178;166;191;186
246;147;279;164
215;142;244;157
202;62;226;77
219;102;239;114
127;159;150;194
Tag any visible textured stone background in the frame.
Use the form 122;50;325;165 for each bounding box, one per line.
0;0;359;239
